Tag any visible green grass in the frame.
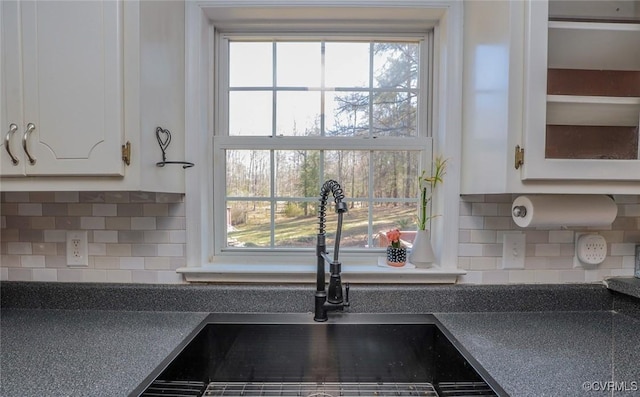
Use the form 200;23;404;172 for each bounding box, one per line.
228;205;416;248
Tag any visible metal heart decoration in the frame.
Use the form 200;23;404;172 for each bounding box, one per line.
156;127;172;153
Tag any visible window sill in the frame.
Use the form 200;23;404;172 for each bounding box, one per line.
176;263;465;284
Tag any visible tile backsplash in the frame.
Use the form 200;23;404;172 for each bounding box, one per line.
1;192;638;284
1;192;185;283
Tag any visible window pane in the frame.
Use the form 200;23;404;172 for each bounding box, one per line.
372;151;420;198
274;201;317;248
373;43;419;89
276;42;321;87
372;202;417;242
276;92;321;136
325;42;370;88
227;201;271;248
324;151;369;199
275;150;320;197
226;150;271;197
372;91;417;137
229;42;272;87
325;92;369;137
340;201;370;248
229;91;272;136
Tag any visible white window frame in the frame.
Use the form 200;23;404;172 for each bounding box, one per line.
180;1;464;284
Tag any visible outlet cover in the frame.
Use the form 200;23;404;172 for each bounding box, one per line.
66;230;88;267
501;233;526;269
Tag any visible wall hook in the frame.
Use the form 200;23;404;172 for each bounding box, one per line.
155;126;194;169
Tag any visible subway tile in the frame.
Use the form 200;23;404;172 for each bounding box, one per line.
508;269;537;283
92;204;117;217
131;244;158;257
489;194;514;203
31;217;56;230
470;230;497;243
107;270;132;283
534;244;561;257
131;217;156;230
79;192;105;203
169;230;186;244
622;230;640;243
93;230;118;243
157;244;184;257
82;269;107;282
56;217;80;230
130;192;156;203
1;203;18;215
1;255;20;267
42;203;68;216
156;193;184;203
29;192;55;203
119;257;145;270
54;192;79;203
88;243;107;256
168;203;186;216
456;271;482;284
18;203;42;216
481;270;509;284
0;267;8;281
599;231;624;243
170;257;186;270
558;269;586;283
143;204;168;217
7;268;33;281
19;229;44;242
611;243;636;256
94;256;119;269
458;230;471;243
5;216;30;229
57;269;84;282
460;195;485;203
471;203;498;216
459;216;484;230
622;256;636;269
145;257;171;270
21;256;45;268
534;270;561;283
458;243;483;257
117;204;143;217
81;217;105;230
156;217;185;230
546;257;574;269
1;229;19;242
469;257;497;270
482;244;502;257
483;217;513;230
0;216;4;229
105;217;131;230
497;203;513;217
524;231;550;244
143;231;170;243
45;256;67;268
613;195;639;204
611;217;637;230
610;268;634;277
105;192;130;203
459;201;472;216
621;204;640;217
131;270;159;283
549;230;574;243
32;268;57;282
68;204;93;216
44;230;66;243
157;271;184;283
457;257;471;270
118;230;144;243
560;244;575;257
524;257;549;270
7;242;32;255
32;243;57;256
4;192;29;202
599;256;623;269
105;243;132;257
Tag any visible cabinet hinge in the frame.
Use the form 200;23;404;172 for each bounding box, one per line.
514;145;524;169
121;141;131;166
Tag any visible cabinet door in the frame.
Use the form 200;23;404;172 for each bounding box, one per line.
20;0;124;176
0;0;25;176
521;0;640;181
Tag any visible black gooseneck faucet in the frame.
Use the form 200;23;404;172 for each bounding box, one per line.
314;180;350;322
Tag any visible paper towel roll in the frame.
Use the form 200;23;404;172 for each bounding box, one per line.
511;195;617;228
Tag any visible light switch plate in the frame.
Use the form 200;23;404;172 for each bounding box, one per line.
501;233;526;269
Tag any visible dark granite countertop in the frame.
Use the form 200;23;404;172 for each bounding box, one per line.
0;309;208;397
606;277;640;300
436;311;640;397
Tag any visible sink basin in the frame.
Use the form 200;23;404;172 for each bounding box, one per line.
131;314;505;397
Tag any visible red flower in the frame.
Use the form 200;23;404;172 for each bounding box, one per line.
386;228;401;248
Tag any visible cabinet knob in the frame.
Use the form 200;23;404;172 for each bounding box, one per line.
4;123;19;165
22;123;36;165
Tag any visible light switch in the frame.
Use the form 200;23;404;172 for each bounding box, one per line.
501;233;526;269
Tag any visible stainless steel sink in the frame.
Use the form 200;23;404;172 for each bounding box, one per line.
132;314;505;397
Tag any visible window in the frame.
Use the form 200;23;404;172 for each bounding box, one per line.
182;2;464;282
214;36;432;255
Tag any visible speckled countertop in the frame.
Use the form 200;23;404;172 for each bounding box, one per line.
436;311;640;397
0;309;208;397
1;282;639;397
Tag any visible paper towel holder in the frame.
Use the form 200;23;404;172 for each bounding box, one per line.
512;206;527;218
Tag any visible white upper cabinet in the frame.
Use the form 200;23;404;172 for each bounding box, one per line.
520;0;640;181
461;0;640;194
1;0;124;177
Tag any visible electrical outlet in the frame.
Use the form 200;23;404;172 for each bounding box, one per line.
574;233;607;268
501;233;526;269
66;231;88;267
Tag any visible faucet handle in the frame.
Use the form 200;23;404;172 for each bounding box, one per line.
344;282;350;306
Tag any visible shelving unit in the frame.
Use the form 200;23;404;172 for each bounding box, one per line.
546;95;640;126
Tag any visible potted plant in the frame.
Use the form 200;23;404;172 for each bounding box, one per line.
410;156;447;267
385;228;407;267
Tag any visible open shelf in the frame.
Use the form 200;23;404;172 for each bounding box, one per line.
546;95;640;126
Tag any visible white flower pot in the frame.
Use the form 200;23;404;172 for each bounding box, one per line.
409;229;435;267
